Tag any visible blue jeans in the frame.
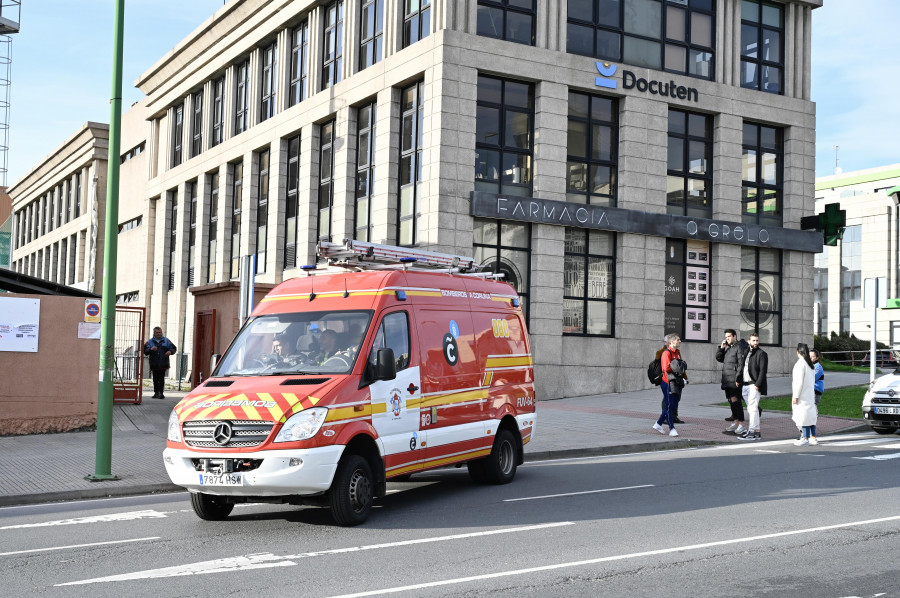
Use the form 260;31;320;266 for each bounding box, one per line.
801;425;817;438
657;381;680;428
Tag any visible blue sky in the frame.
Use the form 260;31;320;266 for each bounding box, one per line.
6;0;899;185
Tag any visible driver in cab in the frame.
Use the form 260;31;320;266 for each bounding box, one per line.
313;329;342;365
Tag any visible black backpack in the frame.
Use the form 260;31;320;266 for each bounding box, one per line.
647;356;663;386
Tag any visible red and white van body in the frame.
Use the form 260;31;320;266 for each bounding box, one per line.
163;267;535;520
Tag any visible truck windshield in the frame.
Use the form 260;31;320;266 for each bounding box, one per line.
214;310;373;377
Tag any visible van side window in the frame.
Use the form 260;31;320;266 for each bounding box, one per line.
368;312;410;371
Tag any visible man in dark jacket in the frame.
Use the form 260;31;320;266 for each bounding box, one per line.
715;328;748;435
738;332;768;441
144;327;177;399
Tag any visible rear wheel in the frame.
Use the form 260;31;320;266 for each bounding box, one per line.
473;429;518;485
329;454;374;526
190;492;234;521
872;426;897;435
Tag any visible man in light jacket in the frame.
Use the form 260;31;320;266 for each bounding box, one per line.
738;333;768;441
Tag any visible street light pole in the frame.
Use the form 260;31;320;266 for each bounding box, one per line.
88;0;124;481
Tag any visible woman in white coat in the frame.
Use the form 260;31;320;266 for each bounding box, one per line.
791;343;818;446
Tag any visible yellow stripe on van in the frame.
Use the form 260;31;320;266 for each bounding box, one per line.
420;388;489;409
485;356;533;368
482;371;493;387
421;448;492;470
326;405;372;422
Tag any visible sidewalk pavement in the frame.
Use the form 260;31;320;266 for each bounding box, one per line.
0;373;873;507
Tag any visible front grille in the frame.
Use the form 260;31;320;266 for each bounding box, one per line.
872;396;900;404
281;378;330;386
183;419;274;448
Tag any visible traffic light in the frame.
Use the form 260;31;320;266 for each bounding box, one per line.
801;202;846;246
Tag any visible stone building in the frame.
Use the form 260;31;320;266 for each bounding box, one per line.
10;0;823;398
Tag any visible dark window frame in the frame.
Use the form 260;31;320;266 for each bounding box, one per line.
473;218;532;326
187;181;198;287
403;0;431;48
260;41;278;122
318;120;336;242
563;228;616;337
839;224;862;334
230;161;244;279
284;134;301;269
211;76;225;147
234;59;250;135
256;149;270;274
740;0;784;95
667;108;712;218
167;189;178;291
398;81;424;246
191;89;204;158
477;0;536;46
566;90;618;206
741;121;783;226
359;0;384;71
289;21;309;107
740;246;782;346
322;1;344;90
171;102;184;168
207;171;219;284
355;101;376;241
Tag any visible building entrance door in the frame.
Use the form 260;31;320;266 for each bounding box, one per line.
193;309;216;387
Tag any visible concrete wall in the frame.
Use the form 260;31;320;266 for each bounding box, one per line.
0;295;99;435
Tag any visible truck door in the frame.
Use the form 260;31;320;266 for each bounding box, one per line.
367;310;424;476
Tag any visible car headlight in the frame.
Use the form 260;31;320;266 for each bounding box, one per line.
274;407;328;443
167;410;182;442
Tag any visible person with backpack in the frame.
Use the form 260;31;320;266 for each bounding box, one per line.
653;333;686;437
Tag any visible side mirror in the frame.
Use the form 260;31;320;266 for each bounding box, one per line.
374;348;397;381
210;354;221;374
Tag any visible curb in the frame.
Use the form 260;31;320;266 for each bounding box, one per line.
524;439;724;462
0;483;183;509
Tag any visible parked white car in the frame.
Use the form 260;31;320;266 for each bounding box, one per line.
862;358;900;434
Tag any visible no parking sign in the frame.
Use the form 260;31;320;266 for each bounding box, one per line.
84;299;101;323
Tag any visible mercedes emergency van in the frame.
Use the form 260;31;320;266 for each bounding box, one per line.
163;241;536;525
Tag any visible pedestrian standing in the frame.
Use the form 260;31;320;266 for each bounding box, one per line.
716;329;749;436
657;343;687;424
144;326;177;399
810;349;825;407
738;333;768;441
653;333;684;437
792;343;818;446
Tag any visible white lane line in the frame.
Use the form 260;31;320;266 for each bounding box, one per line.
854;452;900;461
0;509;169;530
327;515;900;598
829;439;900;447
504;485;654;502
0;537;160;557
754;449;781;453
55;522;574;586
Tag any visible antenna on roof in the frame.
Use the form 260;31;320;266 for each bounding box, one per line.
833;145;841;175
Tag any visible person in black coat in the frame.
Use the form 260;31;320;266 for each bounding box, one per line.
144;327;177;399
715;328;749;435
738;333;768;441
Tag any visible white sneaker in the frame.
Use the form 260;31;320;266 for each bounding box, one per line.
794;438;809;446
809;437;819;446
735;425;745;434
725;423;738;432
669;428;679;437
653;423;666;434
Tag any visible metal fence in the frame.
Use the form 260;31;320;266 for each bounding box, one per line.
819;349;898;368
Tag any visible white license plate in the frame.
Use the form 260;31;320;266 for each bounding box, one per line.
199;473;243;486
874;406;900;415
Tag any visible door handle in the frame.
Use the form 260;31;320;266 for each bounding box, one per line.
407;383;419;394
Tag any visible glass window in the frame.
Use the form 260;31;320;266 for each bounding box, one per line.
839;224;861;333
191;90;203;158
665;238;711;341
289;22;309;106
230;161;243;279
814;250;827;336
187;181;198;287
283;135;300;270
319;120;336;241
367;311;411;372
171;102;184;168
399;81;424;246
477;0;536;46
473;218;531;323
741;0;783;94
356;101;377;241
403;0;431;48
207;171;219;284
667;109;711;218
563;228;615;336
567;91;617;206
567;0;715;80
323;1;344;90
740;246;781;345
256;149;270;274
359;0;384;71
234;59;250;135
742;121;782;226
475;75;534;198
211;76;225;147
260;41;277;122
167;190;177;290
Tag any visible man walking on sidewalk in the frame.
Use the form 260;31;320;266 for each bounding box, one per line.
738;333;767;441
653;333;684;437
716;329;748;436
144;326;177;400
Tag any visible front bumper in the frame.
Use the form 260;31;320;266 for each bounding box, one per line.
163;445;345;497
862;405;900;430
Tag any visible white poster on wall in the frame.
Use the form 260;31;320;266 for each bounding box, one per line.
0;297;41;352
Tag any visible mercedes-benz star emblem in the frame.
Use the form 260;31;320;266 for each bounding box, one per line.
213;422;233;445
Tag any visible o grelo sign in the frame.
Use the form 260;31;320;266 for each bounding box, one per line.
470;191;822;253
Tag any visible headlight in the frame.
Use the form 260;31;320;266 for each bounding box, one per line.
274;407;328;443
167;410;182;442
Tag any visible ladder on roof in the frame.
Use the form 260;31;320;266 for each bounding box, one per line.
317;239;493;275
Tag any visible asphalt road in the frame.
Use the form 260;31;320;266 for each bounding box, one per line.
2;432;898;598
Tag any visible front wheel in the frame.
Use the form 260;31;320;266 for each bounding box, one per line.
329;454;374;526
872;426;897;435
190;492;234;521
473;429;519;485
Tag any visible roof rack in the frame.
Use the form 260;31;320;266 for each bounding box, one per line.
317;240;496;276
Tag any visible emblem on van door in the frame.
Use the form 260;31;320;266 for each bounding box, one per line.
442;333;459;366
390;391;402;417
410;432;418;451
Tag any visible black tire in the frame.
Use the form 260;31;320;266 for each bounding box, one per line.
467;459;489;483
479;429;518;485
329;454;374;526
872;426;896;435
190;492;234;521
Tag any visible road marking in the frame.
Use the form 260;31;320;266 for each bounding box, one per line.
854;452;900;461
0;510;168;530
326;515;900;598
829;439;900;447
0;537;159;557
55;522;574;586
504;485;654;502
754;449;781;453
